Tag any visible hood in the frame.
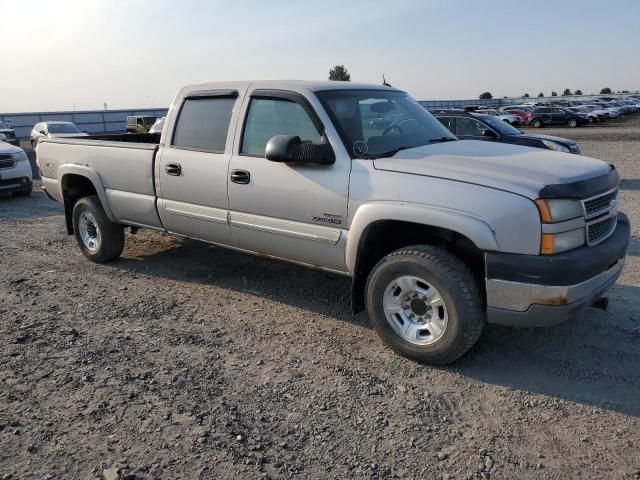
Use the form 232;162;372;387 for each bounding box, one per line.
0;141;24;154
373;140;610;199
516;132;577;145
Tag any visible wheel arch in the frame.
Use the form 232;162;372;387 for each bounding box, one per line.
347;203;497;314
59;165;115;234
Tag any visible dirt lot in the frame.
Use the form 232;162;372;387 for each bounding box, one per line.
1;118;639;480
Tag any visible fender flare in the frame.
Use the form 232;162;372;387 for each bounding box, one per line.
58;164;116;222
345;201;498;274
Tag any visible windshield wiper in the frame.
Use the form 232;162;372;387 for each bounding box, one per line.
370;146;414;158
428;137;457;144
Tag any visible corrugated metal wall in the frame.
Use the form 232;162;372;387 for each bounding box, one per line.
0;108;169;140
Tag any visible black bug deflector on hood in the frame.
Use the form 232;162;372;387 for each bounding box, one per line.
538;165;619;199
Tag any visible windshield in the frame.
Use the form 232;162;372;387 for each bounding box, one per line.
48;123;82;134
479;115;523;135
316;89;456;158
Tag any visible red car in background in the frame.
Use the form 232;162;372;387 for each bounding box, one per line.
500;106;533;124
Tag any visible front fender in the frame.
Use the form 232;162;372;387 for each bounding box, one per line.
58;164;116;222
345;201;498;274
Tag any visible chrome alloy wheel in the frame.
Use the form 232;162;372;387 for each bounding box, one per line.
383;275;448;345
78;211;102;252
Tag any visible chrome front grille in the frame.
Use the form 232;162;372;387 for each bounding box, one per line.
587;216;617;245
582;189;618;219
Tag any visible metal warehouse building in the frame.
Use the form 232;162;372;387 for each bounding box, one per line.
0;108;169;140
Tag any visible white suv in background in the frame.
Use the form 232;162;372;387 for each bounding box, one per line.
30;121;88;148
0;137;33;196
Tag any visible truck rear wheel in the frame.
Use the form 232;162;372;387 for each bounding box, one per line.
72;195;124;263
365;245;484;365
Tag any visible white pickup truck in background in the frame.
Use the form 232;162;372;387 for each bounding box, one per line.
36;80;630;364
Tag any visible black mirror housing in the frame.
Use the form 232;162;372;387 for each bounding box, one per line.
265;135;301;162
265;135;335;165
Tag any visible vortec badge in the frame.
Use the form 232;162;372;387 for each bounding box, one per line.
311;213;343;225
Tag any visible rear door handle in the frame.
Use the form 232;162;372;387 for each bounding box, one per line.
230;169;250;185
165;163;181;176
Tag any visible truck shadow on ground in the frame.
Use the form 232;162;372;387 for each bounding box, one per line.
113;234;640;418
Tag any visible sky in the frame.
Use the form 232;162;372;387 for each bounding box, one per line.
1;0;639;112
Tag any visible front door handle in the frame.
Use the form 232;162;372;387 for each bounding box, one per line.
230;169;250;185
165;163;181;176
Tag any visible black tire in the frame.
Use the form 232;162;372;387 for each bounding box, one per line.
567;118;578;128
72;195;124;263
12;185;32;197
531;118;543;128
365;245;485;365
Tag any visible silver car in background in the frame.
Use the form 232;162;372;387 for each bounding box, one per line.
30;121;88;148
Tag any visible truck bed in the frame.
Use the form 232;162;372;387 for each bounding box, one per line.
38;134;164;230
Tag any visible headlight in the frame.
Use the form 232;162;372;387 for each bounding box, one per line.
14;151;29;163
535;198;583;222
540;228;585;254
535;198;585;254
541;140;571;153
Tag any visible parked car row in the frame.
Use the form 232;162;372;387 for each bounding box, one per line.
439;96;640;129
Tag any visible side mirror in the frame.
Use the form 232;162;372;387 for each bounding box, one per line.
482;129;497;138
265;135;335;165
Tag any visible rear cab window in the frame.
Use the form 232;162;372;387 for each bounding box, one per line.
172;96;236;153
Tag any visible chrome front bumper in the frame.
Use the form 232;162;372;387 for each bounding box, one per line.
486;258;624;327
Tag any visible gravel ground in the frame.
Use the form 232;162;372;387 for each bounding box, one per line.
1;118;640;480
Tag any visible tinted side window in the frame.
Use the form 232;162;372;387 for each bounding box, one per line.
172;97;236;152
436;116;452;131
455;117;487;136
241;98;321;156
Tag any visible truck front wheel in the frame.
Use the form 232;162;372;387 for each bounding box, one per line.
365;245;484;365
72;195;124;263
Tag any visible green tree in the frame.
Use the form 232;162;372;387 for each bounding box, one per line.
479;91;493;99
551;91;558;96
562;88;572;96
600;87;612;94
328;65;351;81
523;93;530;98
574;89;583;96
538;92;544;97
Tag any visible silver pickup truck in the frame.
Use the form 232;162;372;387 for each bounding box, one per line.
37;81;630;364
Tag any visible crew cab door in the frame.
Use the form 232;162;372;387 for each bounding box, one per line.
156;89;241;244
551;108;566;124
227;89;349;272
